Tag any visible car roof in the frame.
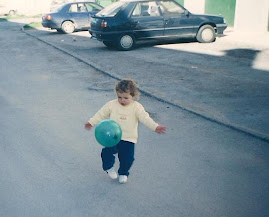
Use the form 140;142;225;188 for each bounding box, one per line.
54;1;102;13
64;1;97;5
121;0;172;2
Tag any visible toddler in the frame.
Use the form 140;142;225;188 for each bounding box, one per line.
85;79;166;183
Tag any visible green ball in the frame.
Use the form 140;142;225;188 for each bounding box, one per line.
95;120;122;147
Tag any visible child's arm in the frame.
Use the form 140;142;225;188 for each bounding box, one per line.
84;101;111;130
136;103;166;134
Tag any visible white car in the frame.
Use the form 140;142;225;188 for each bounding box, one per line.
0;3;17;16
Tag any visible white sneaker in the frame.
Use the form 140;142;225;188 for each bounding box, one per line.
106;167;118;179
119;175;128;184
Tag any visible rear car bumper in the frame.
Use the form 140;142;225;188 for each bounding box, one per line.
42;20;61;29
89;29;122;41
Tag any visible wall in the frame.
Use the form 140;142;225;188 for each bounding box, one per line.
234;0;269;32
205;0;236;26
21;0;51;15
185;0;268;32
0;0;52;15
97;0;115;7
175;0;184;6
184;0;205;14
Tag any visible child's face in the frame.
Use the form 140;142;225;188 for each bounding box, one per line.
117;91;133;106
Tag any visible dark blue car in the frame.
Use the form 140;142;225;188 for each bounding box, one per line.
89;0;227;50
42;1;103;34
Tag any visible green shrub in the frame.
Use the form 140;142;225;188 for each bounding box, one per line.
23;22;42;29
0;17;8;22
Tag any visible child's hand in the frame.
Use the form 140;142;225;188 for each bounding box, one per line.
155;125;166;134
84;122;93;130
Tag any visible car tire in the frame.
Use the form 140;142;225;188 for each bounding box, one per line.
103;41;115;48
61;21;75;34
196;25;216;43
117;34;135;51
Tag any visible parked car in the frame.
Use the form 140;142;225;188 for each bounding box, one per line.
89;0;227;50
42;1;103;34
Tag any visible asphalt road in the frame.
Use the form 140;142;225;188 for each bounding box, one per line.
0;20;269;217
24;22;269;142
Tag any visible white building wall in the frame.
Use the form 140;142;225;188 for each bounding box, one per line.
184;0;205;14
5;0;52;15
234;0;269;32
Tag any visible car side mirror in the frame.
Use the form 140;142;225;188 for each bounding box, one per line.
184;10;189;16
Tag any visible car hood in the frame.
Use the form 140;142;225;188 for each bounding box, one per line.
191;13;225;23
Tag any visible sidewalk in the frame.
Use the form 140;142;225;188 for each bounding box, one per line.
221;27;269;50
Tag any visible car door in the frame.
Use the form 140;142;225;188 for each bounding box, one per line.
67;3;90;29
159;0;195;37
129;1;164;39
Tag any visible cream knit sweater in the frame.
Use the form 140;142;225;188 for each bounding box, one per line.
88;99;159;143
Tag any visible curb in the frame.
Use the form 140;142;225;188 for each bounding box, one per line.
22;26;269;143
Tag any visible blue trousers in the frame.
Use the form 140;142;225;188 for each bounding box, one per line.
101;140;135;176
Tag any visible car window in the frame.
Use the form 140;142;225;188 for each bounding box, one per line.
132;2;160;17
69;4;78;12
78;3;87;12
96;1;126;17
85;3;103;12
159;0;185;15
68;3;87;12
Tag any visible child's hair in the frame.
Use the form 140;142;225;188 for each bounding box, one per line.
115;79;140;98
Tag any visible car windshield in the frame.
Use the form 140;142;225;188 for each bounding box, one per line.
96;1;126;17
85;3;103;12
159;0;185;15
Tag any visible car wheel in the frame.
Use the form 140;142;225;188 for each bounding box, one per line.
117;34;135;51
61;21;75;34
103;41;115;48
196;25;216;43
